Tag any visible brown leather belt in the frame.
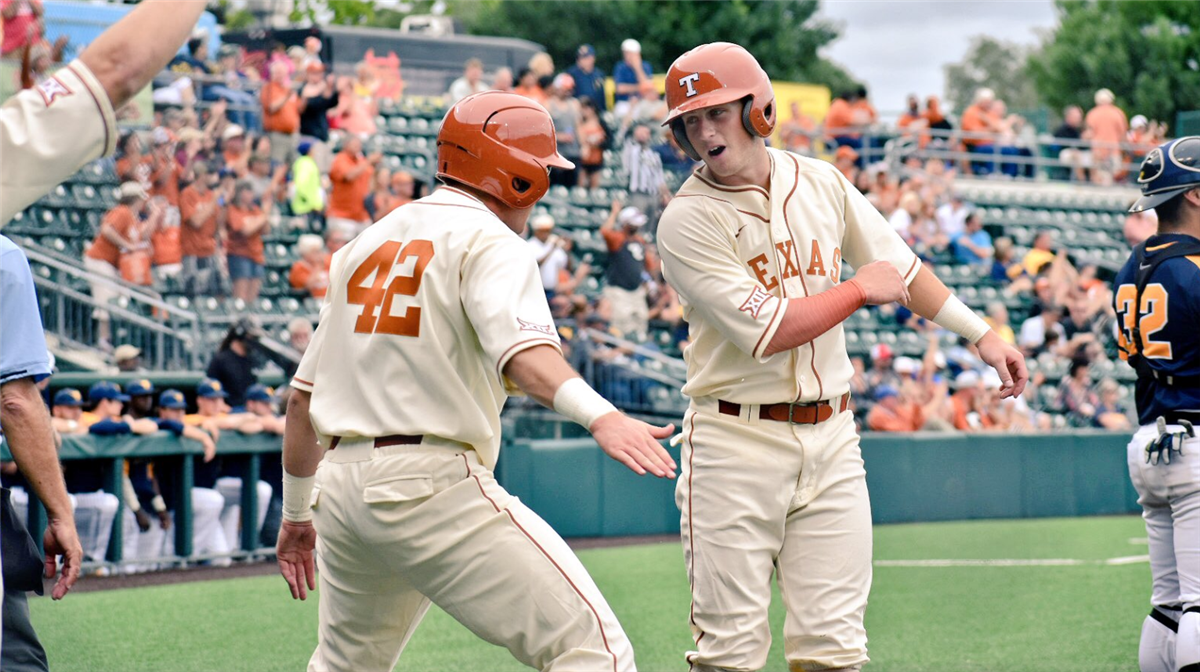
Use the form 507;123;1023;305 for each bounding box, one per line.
328;434;424;450
718;392;851;425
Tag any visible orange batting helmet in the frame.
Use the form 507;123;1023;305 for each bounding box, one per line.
662;42;776;161
436;91;575;209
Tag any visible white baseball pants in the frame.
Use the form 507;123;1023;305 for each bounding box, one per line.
677;402;871;672
307;439;635;672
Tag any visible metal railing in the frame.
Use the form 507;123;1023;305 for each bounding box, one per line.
575;328;688;418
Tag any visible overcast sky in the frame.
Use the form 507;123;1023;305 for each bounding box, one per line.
817;0;1059;117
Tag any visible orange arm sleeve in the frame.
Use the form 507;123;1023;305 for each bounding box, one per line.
763;280;867;357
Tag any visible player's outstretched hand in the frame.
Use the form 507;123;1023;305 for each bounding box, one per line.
43;517;82;600
590;412;677;479
975;331;1028;399
851;261;910;306
277;520;317;600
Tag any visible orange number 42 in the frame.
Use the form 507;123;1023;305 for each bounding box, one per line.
1115;283;1172;360
346;239;435;336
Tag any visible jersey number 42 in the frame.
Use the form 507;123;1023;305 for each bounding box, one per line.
347;239;435;336
1115;282;1171;360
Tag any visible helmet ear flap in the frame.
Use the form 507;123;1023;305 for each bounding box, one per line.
742;96;775;138
671;120;702;161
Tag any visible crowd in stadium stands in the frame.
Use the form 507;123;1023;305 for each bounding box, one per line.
5;22;1180;443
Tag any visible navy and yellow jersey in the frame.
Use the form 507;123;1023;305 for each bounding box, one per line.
1114;233;1200;425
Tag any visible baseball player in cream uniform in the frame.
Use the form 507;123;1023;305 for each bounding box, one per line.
656;43;1029;672
275;91;677;672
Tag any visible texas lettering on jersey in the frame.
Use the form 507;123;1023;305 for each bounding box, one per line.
747;239;842;291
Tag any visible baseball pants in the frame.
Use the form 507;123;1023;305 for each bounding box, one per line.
1127;423;1200;672
215;477;273;552
677;401;871;672
307;439;635;672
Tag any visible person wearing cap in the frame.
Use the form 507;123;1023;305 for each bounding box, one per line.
206;318;262;409
148;389;227;564
600;200;653;338
261;60;300;167
113;344;144;373
949;370;993;431
244;384;286;435
49;388;87;435
1018;302;1066;358
84;180;152;349
527;214;570;299
298;59;338;174
1112;136;1200;672
1085;88;1128;185
220;123;250;177
447;57;488;105
545;73;583;187
289;234;332;300
185;378;271;556
613;38;652;117
865;384;923;432
865;343;900;396
566;44;607;112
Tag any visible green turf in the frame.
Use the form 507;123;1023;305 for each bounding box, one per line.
30;515;1151;671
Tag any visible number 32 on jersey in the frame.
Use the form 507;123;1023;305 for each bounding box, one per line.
1115;282;1172;360
347;239;435;336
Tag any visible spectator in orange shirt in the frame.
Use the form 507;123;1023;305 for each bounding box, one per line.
1084;88;1128;185
834;145;859;183
866;385;924;432
390;170;416;210
1127;114;1155;166
84;182;150;348
148;128;185;208
327;135;381;236
513;67;547;107
261;61;300;167
959;87;1004;174
825;89;858;150
288;234;331;299
922;95;954;149
897;94;930;148
179;162;223;298
149;195;183;283
225;181;270;303
950;370;994;431
780;100;816;155
221;124;250;178
116;131;154;188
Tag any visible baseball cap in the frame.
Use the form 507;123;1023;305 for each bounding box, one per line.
870;343;893;361
152;127;172;146
621;38;641;54
114;344;141;362
1131;114;1148;130
126;379;155;397
245;384;274;403
553;73;575;91
53;388;84;407
617;206;648;228
217;44;239;59
531;214;555;230
873;385;899;401
117;181;149;201
222;124;245;141
159;389;188;410
893;356;919;376
836;145;859;161
952;370;981;390
89;381;130;403
577;44;595;58
196;378;229;399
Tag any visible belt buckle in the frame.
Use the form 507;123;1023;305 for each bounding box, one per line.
787;402;798;425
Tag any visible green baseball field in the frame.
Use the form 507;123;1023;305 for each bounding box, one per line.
31;515;1150;671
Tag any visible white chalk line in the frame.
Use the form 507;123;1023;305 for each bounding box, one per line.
875;555;1150;568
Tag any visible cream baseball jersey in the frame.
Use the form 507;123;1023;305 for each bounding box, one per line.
657;147;920;404
291;186;561;469
1;61;118;225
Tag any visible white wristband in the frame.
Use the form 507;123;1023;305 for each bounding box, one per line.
150;495;167;513
932;295;991;344
282;471;316;524
553;377;618;430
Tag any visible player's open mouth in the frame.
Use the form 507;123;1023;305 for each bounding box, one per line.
708;146;726;158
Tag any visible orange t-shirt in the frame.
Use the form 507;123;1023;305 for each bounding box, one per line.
116;155;153;186
825;98;855;137
959;104;997;147
514;85;548;107
86;205;137;267
952;394;995;431
288;255;332;298
149;157;184;207
179;186;219;258
226;204;266;264
261;82;300;134
867;402;924;432
852;99;877;124
579;119;606;165
328;152;374;222
152;224;182;266
1085;104;1128;158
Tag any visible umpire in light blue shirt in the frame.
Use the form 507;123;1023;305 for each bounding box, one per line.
1;233;83;670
